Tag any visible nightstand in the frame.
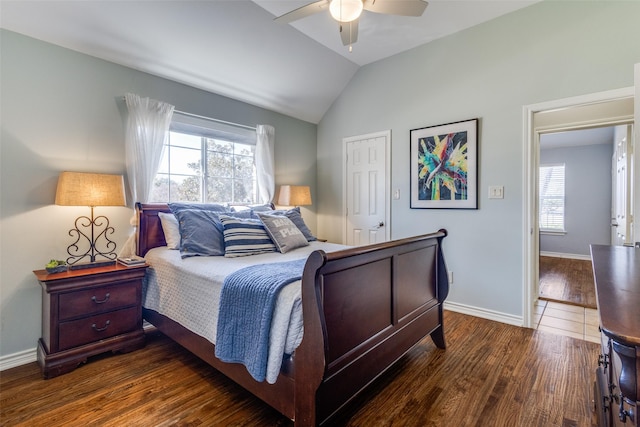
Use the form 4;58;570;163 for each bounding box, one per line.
34;263;147;379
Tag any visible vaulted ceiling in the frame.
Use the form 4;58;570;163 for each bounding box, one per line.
0;0;538;123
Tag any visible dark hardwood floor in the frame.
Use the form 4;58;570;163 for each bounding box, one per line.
0;311;599;427
539;256;597;309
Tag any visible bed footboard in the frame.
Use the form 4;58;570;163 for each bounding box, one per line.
136;204;448;426
296;230;448;426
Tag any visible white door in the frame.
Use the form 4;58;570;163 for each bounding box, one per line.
343;131;390;246
611;124;633;246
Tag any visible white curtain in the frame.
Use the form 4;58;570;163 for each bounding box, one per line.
255;124;275;204
119;93;175;256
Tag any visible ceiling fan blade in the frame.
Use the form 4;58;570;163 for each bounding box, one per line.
340;19;359;46
274;0;330;23
363;0;428;17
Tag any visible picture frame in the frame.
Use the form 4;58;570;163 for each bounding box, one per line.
410;118;478;209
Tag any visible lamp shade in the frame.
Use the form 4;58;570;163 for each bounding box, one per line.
277;185;312;207
55;171;126;207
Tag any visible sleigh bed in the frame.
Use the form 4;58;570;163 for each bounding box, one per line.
136;202;449;426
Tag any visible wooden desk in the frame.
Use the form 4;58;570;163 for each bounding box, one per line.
591;244;640;427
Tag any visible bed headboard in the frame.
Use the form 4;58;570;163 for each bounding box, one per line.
136;203;171;257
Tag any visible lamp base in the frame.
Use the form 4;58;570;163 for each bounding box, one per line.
69;260;116;271
65;207;119;269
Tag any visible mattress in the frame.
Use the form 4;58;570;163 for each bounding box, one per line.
142;241;346;383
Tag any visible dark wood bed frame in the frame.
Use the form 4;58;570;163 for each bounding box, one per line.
136;202;449;426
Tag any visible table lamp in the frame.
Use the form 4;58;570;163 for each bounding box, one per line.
55;171;126;269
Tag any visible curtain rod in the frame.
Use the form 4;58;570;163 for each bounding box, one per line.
173;110;257;132
121;96;257;131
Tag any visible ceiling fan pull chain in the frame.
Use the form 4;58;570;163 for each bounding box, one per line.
349;21;353;52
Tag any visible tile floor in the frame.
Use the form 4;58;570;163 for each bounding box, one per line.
534;299;600;344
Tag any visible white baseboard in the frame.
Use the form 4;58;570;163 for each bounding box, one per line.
0;323;157;371
0;347;37;371
1;308;523;371
540;251;591;261
444;301;524;327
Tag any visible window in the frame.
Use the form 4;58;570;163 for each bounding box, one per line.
539;164;565;232
151;113;257;203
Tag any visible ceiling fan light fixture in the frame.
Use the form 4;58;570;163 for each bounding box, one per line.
329;0;363;23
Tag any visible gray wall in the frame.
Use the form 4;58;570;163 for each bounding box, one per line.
539;143;613;256
317;1;640;319
0;30;317;358
3;1;640;360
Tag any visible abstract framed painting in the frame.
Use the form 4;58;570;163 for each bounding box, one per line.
410;118;478;209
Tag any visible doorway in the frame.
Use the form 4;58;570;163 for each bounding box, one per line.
522;88;634;328
537;126;618;309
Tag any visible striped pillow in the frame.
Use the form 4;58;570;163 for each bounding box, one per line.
219;215;276;257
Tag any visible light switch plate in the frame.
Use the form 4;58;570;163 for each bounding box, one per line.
489;186;504;199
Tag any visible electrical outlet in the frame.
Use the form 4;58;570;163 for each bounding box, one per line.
448;271;453;284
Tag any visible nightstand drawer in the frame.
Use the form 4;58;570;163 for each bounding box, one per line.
58;306;139;351
59;282;138;320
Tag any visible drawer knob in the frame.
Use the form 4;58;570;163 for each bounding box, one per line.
92;320;111;332
91;293;111;304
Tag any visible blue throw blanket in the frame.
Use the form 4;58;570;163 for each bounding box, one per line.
214;258;306;382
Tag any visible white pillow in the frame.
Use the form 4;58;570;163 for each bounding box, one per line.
158;212;181;250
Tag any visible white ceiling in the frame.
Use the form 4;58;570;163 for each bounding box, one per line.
540;127;616;150
0;0;538;123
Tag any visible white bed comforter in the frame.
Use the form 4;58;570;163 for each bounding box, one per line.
142;241;346;384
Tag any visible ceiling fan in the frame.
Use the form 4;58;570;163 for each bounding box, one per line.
275;0;429;49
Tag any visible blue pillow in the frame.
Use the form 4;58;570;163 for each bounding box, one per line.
225;209;255;219
173;209;226;258
168;202;228;214
219;215;276;257
270;207;317;242
246;203;274;212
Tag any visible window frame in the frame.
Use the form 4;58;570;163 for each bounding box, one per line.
151;113;258;204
